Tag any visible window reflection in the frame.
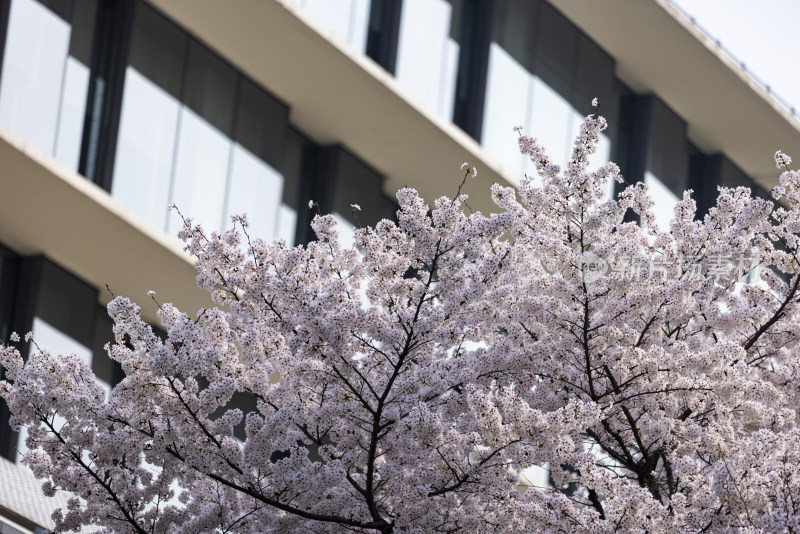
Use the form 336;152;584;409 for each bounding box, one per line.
482;0;615;197
112;2;295;243
226;78;290;242
168;107;232;235
0;0;96;171
645;171;679;230
0;0;71;155
111;2;185;229
112;68;181;229
395;0;458;118
53;0;95;170
482;42;531;177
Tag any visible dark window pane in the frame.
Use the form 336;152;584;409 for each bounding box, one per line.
0;244;20;344
91;306;120;386
0;518;29;534
451;0;493;139
35;0;71;21
226;79;291;242
492;0;537;73
573;33;616;118
66;0;94;65
35;259;96;348
366;0;401;73
324;146;385;227
128;1;186;100
647;97;688;196
55;0;96;170
283;127;312;210
112;0;186;229
167;41;236;235
0;0;73;153
535;1;576;97
234;77;288;170
183;40;237;136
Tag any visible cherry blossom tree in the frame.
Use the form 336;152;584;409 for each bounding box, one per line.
3;107;800;533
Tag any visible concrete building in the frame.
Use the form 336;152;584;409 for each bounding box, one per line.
0;0;797;530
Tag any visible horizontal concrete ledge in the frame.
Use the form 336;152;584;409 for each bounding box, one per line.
0;126;210;326
548;0;798;191
145;0;519;216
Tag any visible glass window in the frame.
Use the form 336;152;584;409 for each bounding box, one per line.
395;0;458;118
91;306;120;389
35;259;96;349
234;78;286;170
528;77;573;171
0;516;29;534
113;2;294;242
482;0;617;191
573;34;616;121
614;84;635;180
639;97;688;229
482;41;532;176
0;0;72;155
167;41;237;236
332;212;356;249
225;79;291;242
450;0;493;139
168;107;232;235
0;0;95;171
284;128;316;245
329;147;385;228
534;1;576;99
492;0;537;73
182;41;236;137
0;244;19;344
226;145;284;241
647;96;688;196
645;170;679;230
53;0;95;170
111;2;187;230
365;0;402;73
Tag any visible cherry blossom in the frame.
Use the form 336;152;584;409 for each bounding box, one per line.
2;110;800;533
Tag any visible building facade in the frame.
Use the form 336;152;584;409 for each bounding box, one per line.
0;0;797;530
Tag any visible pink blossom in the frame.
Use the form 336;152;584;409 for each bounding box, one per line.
2;112;799;533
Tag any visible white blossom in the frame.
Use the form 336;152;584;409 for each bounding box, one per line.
2;111;800;533
775;150;792;168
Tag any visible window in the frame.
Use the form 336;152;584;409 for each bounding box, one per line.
365;0;401;73
226;78;292;243
0;244;19;344
482;0;615;184
0;0;95;170
112;1;294;242
645;97;688;229
111;2;186;229
395;0;458;118
166;40;237;235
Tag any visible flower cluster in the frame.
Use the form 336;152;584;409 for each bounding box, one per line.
2;111;800;533
775;149;792;168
